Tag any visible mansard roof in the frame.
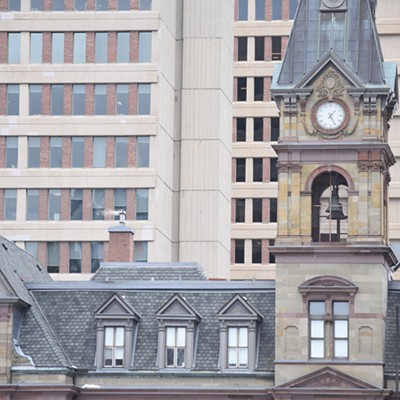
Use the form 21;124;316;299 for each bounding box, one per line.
273;0;396;94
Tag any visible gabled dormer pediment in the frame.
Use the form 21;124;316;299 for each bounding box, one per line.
156;294;201;321
95;293;141;320
218;294;263;321
276;367;381;390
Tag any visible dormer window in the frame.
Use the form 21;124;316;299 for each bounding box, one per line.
104;326;125;367
166;326;186;368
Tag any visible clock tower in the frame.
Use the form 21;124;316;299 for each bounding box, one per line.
271;0;398;397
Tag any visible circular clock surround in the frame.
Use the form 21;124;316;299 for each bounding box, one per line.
322;0;345;8
311;99;350;135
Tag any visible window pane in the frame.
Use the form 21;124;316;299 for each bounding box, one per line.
270;158;278;182
137;136;150;167
91;242;103;273
73;33;86;63
310;340;324;358
252;239;262;263
253;158;263;182
136;189;148;220
115;327;124;346
333;301;349;316
311;320;324;338
238;0;248;20
166;348;174;366
116;84;129;115
49;137;62;168
334;340;348;358
104;327;114;346
254;117;263;141
235;239;244;263
7;85;19;115
272;0;282;19
289;0;298;19
118;0;130;10
92;189;105;220
255;0;265;20
270;198;277;222
73;85;85;115
74;0;86;10
253;198;262;223
239;327;248;346
235;198;245;223
72;137;84;167
236;158;245;182
138;84;151;115
237;37;247;61
166;327;175;346
70;189;83;220
95;32;108;63
51;85;64;115
28;137;41;167
94;84;107;115
114;189;127;218
69;242;82;273
139;32;152;62
52;33;64;63
47;242;60;273
237;77;247;101
117;32;129;63
4;189;16;220
115;348;124;366
8;33;20;63
177;348;185;367
8;0;21;11
48;189;61;220
236;118;246;141
176;327;186;346
254;77;264;101
134;241;148;262
29;85;42;115
25;242;38;258
30;33;42;63
309;301;325;315
272;36;282;60
26;189;39;220
334;320;348;338
228;348;237;366
5;137;18;168
96;0;108;10
93;137;106;167
115;137;128;167
228;327;237;346
255;37;264;61
52;0;64;10
271;117;280;141
104;348;112;366
139;0;151;10
239;348;248;366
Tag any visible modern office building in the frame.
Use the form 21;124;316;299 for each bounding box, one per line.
0;0;400;280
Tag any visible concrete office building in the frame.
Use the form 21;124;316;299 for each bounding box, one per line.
1;0;400;280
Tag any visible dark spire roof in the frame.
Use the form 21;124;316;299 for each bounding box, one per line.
275;0;387;88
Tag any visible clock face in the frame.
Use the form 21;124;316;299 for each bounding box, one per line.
315;101;346;131
322;0;345;8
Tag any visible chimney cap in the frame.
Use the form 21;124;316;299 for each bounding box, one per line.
108;225;135;234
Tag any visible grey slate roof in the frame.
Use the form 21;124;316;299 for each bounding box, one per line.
92;262;208;281
275;0;388;88
384;282;400;374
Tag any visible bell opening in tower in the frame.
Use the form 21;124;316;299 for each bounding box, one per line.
312;171;348;243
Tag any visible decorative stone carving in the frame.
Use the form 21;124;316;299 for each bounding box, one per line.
276;162;302;173
316;71;345;99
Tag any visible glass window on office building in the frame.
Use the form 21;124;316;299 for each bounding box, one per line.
51;85;64;115
138;84;151;115
74;0;86;10
92;189;105;220
94;85;107;115
114;189;127;219
255;0;265;20
70;189;83;220
139;32;152;62
91;242;103;273
5;137;18;168
134;241;148;262
136;189;149;220
7;85;19;115
26;189;39;220
28;137;41;167
49;137;62;168
96;0;108;10
52;0;64;10
117;32;130;63
31;0;43;10
47;242;60;273
118;0;130;10
30;33;43;63
71;137;84;167
95;32;108;63
48;189;61;220
25;242;38;258
137;136;150;167
272;0;282;20
116;84;129;115
139;0;151;10
8;0;21;11
8;33;20;64
29;85;42;115
238;0;248;20
73;33;86;63
52;33;64;63
72;85;85;115
93;137;106;167
69;242;82;273
4;189;17;220
115;137;128;167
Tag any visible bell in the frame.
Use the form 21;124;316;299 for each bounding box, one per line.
325;185;347;220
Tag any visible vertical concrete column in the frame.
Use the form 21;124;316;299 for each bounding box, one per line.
358;166;369;236
370;169;382;236
178;0;234;278
277;168;289;237
289;166;301;236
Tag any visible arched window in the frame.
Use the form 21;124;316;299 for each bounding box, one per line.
311;171;348;243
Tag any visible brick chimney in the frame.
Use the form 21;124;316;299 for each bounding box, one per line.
106;211;135;262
